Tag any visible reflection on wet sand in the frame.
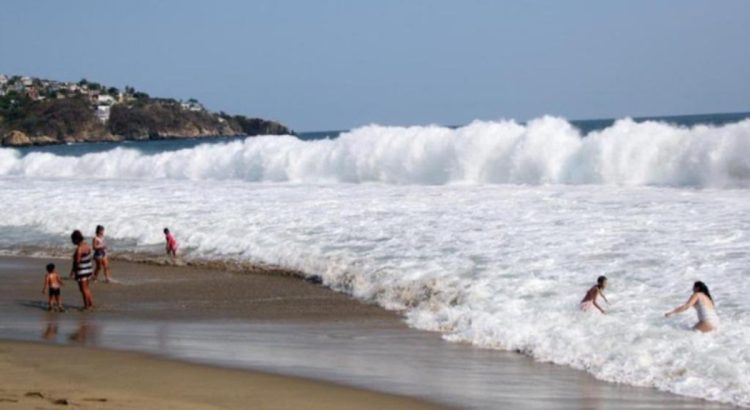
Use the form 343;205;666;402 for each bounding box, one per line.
41;316;58;341
68;320;98;346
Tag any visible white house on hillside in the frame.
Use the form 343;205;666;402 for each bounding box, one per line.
96;105;111;123
97;94;115;105
181;101;205;112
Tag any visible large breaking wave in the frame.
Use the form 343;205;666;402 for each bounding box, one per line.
1;116;749;188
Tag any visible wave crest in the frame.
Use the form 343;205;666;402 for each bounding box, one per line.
2;116;750;188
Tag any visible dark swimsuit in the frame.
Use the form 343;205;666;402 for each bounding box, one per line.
49;287;60;297
94;237;107;259
75;249;94;281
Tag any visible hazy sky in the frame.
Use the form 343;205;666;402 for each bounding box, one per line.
1;0;749;131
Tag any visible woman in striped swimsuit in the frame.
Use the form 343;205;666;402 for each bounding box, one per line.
70;230;95;310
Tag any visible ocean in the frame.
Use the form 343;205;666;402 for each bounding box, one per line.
1;112;749;407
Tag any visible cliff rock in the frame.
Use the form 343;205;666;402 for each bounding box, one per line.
3;130;32;146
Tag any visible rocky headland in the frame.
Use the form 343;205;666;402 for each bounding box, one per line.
0;74;292;147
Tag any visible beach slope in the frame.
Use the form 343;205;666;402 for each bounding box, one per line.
0;341;447;410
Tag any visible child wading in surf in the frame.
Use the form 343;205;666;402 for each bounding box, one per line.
41;263;64;312
580;276;609;314
164;228;178;264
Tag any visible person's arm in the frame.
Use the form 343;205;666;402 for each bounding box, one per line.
593;298;606;314
665;293;698;317
600;291;610;305
42;275;48;294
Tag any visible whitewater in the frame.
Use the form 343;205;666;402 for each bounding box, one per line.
1;116;749;406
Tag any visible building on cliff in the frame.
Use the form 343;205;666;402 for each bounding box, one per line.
96;105;111;123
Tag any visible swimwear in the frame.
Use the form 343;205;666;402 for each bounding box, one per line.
75;249;94;281
696;299;719;326
49;287;60;297
166;233;178;251
580;301;595;312
94;237;107;259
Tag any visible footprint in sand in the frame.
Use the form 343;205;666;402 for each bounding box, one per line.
24;391;44;398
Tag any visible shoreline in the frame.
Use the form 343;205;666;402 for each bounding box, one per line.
0;254;737;409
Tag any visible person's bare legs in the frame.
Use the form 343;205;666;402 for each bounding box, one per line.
102;257;111;283
84;281;94;308
77;281;86;308
93;258;102;282
78;280;94;309
47;293;54;311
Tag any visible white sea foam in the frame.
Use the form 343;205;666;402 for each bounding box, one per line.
1;116;749;187
1;117;750;406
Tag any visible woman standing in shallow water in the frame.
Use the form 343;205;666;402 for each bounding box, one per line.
70;230;95;310
665;281;718;333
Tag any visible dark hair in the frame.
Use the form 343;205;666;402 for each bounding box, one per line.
693;281;713;301
164;227;169;234
46;263;55;273
96;225;104;234
71;230;84;245
597;275;607;288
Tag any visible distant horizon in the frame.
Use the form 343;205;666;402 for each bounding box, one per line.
303;110;750;134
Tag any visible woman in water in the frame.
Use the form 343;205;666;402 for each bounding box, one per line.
92;225;112;283
70;230;95;310
665;281;718;332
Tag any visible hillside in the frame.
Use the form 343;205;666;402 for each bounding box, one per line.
0;75;292;146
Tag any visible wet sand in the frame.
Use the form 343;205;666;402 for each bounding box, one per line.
0;341;445;410
0;255;736;409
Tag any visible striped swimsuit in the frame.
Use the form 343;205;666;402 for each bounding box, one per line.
75;248;94;281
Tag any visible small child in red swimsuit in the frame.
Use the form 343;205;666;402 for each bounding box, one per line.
164;227;178;264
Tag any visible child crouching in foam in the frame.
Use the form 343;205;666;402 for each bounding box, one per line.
580;275;609;314
41;263;64;312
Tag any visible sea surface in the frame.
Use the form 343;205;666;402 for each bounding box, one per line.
1;112;749;407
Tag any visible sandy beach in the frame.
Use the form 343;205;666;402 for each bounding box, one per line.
0;255;735;409
0;341;443;410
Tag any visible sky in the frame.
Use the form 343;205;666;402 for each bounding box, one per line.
1;1;749;131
